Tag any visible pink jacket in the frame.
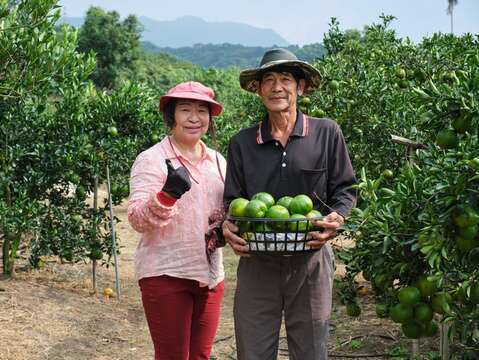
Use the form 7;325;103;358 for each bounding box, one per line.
128;137;226;288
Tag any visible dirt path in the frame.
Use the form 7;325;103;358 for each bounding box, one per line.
0;200;439;360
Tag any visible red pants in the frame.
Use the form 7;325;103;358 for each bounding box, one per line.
139;276;224;360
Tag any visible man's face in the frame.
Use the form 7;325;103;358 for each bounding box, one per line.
257;70;305;113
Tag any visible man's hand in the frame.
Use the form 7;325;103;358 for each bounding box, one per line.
306;211;344;249
222;220;250;257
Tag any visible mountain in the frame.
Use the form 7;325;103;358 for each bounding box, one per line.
60;15;289;48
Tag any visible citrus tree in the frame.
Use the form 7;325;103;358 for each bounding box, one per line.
307;16;479;356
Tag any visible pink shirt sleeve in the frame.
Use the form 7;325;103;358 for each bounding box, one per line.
127;151;178;233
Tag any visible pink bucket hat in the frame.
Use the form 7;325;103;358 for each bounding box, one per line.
159;81;223;116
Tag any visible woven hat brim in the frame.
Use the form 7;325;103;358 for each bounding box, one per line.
239;59;321;94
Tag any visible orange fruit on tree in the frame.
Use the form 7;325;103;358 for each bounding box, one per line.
469;282;479;304
401;321;423;339
390;303;414;324
436;129;458;149
415;275;437;298
431;292;452;315
398;286;421;306
456;236;478;252
414;303;434;323
356;285;369;296
346;302;361;317
375;303;389;318
422;321;439;337
458;224;479;240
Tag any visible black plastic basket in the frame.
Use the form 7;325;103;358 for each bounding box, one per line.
228;215;324;255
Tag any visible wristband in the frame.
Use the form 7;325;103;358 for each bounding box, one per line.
156;191;177;206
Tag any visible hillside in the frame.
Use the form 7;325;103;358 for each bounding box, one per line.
60;15;289;48
143;42;326;68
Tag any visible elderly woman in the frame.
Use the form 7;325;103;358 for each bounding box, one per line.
128;81;226;360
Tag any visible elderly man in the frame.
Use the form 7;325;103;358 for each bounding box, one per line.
222;48;356;360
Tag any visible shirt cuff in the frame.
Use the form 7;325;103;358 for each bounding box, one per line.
156;191;177;206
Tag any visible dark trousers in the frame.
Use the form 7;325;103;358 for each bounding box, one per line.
234;244;335;360
139;276;224;360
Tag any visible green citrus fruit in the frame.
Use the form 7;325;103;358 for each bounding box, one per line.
312;108;326;117
458;224;479;240
390;304;414;324
470;282;479;304
382;169;394;178
452;205;479;228
244;199;268;218
276;196;293;210
89;248;103;260
415;275;437;298
107;126;119;137
436;129;458;149
236;220;251;233
452;115;471;133
402;321;423;339
456;236;478;252
398;287;421;306
229;198;249;217
422;321;439;337
241;232;254;241
150;133;160;143
431;292;451;315
329;80;340;91
375;303;389;318
346;303;361;317
414;303;434;323
469;157;479;170
266;205;290;229
306;209;322;219
306;209;322;230
251;192;275;209
288;214;308;232
253;222;273;232
373;274;391;291
289;194;313;215
300;96;311;105
395;68;407;79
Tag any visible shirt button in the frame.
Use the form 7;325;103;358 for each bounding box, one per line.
275;142;279;146
283;152;287;156
282;163;286;167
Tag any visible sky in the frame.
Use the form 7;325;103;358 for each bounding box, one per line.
58;0;479;45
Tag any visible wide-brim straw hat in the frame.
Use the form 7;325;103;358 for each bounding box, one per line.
239;48;321;93
159;81;223;116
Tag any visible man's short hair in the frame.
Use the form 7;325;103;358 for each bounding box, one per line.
258;65;305;84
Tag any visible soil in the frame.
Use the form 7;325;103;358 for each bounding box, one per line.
0;199;441;360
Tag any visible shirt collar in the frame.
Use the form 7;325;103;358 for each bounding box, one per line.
161;137;213;164
256;111;309;145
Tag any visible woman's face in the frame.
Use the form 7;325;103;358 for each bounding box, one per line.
171;99;210;145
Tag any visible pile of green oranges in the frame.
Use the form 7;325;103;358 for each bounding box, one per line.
228;192;322;234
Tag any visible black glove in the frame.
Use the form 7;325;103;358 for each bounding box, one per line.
161;159;192;199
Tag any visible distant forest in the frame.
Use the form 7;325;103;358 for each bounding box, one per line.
143;42;327;69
